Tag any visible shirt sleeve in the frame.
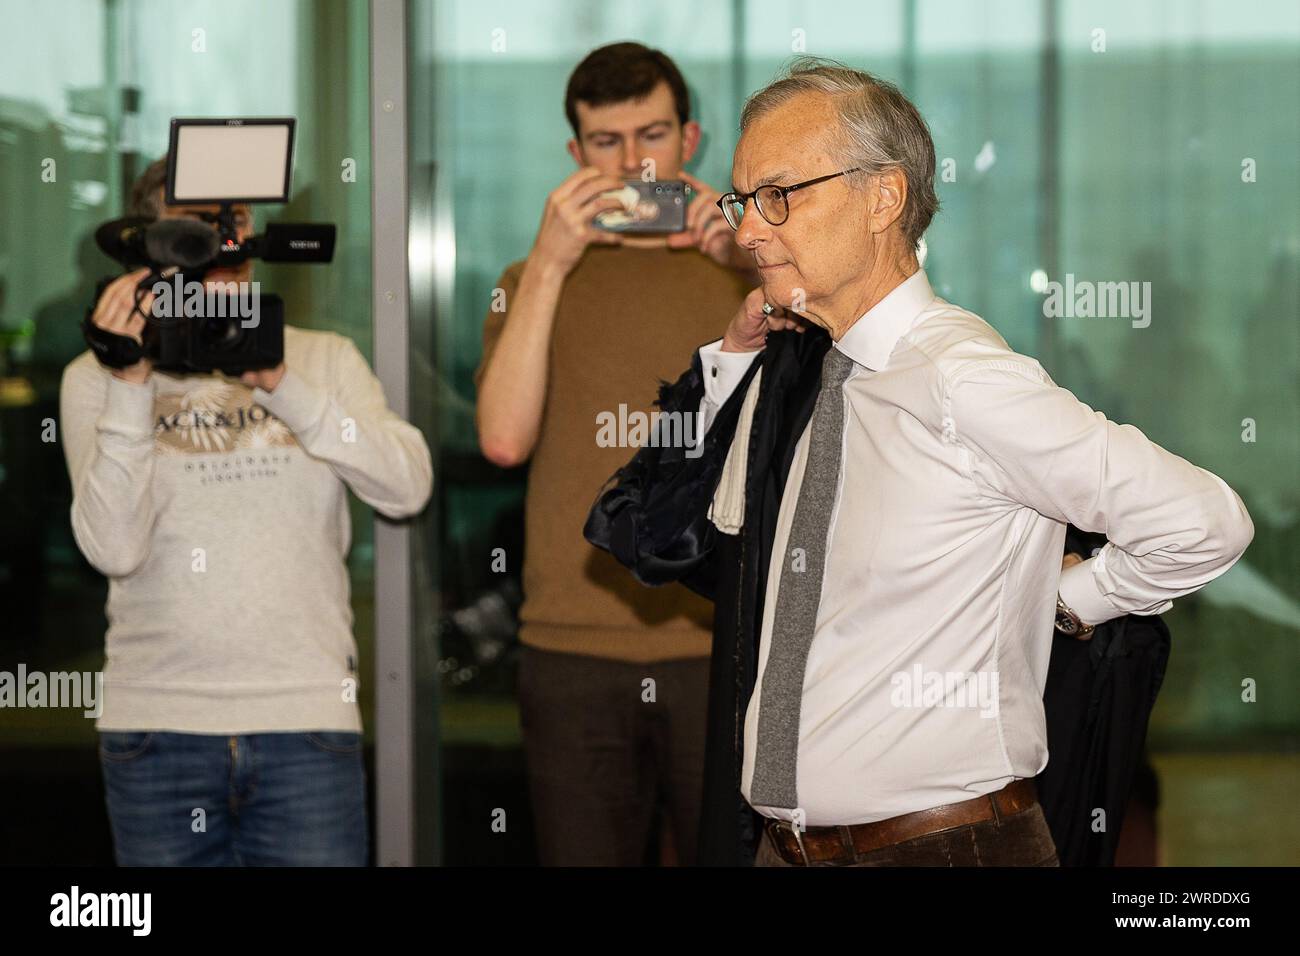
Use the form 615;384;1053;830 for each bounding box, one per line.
254;335;433;519
948;358;1254;625
472;262;525;393
59;361;159;578
697;338;761;436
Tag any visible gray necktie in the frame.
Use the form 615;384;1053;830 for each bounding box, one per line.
750;346;856;810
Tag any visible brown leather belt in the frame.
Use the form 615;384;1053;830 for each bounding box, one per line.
763;778;1040;866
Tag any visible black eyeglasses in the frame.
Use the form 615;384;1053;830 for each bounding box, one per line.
716;168;862;229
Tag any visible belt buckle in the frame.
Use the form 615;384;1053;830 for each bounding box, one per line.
773;818;809;866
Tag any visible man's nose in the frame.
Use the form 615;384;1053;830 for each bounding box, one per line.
619;145;641;177
735;198;769;249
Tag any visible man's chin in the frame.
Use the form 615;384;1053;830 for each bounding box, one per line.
759;279;796;307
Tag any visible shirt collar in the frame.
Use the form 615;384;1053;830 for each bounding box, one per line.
835;269;937;371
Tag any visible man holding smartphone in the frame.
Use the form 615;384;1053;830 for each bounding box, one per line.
475;42;754;865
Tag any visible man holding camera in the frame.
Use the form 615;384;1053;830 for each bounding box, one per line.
474;42;755;865
59;157;433;866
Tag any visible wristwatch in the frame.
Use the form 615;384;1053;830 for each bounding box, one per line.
1054;595;1096;638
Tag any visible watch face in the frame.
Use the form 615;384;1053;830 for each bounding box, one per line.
1055;610;1078;635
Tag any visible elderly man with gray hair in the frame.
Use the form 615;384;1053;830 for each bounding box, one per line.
585;58;1253;867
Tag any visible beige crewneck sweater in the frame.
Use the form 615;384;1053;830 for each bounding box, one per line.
59;325;433;733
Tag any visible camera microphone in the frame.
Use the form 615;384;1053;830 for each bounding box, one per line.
94;216;221;271
144;218;221;269
93;217;152;268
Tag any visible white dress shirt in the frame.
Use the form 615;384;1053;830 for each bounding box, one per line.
697;268;1253;826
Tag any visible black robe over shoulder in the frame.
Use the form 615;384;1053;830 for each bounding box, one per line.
583;327;1169;867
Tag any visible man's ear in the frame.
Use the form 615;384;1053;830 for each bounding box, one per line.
869;168;908;235
679;120;702;166
566;137;584;167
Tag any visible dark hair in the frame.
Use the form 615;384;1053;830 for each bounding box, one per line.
564;42;690;138
129;155;169;219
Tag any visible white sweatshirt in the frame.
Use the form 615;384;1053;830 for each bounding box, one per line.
58;325;433;734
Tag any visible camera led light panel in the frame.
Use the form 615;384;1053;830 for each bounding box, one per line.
166;118;296;205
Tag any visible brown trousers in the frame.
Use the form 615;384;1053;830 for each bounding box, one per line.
518;645;709;866
754;801;1061;867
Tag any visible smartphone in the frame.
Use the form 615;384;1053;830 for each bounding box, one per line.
593;180;689;234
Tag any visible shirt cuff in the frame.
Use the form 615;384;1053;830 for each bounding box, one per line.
699;338;760;408
1058;556;1124;627
101;375;157;442
254;368;328;435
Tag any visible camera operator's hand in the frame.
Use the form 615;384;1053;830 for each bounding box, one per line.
91;267;155;384
667;171;741;269
528;167;628;277
722;288;808;352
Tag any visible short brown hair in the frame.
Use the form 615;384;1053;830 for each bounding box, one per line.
564;42;690;138
741;58;939;249
129;155;169;219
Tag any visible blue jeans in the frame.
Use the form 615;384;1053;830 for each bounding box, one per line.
99;731;368;866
